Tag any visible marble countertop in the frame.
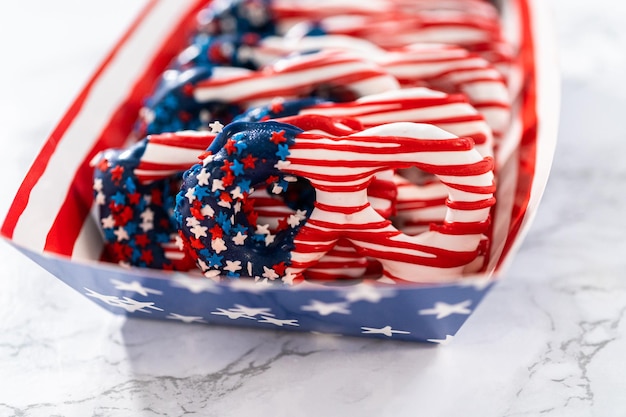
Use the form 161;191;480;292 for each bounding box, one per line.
1;1;625;416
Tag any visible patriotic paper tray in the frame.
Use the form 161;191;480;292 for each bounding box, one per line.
1;0;558;343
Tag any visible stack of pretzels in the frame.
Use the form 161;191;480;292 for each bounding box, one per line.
93;0;518;285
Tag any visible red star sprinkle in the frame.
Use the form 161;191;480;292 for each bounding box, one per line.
219;191;233;203
118;206;134;225
272;261;286;276
179;110;192;122
209;224;223;239
97;158;110;172
190;200;204;220
151;188;163;206
182;83;194;96
140;249;154;264
270;98;284;114
270;130;286;144
241;154;257;169
225;139;238;155
111;242;132;260
276;217;289;232
265;175;279;185
110;165;124;183
198;150;212;161
135;234;150;247
220;159;233;173
242;198;256;213
128;192;141;205
189;236;206;250
222;171;235;187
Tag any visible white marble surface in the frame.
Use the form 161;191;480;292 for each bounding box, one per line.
1;1;625;416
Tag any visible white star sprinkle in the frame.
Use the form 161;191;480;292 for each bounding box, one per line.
419;300;472;319
282;271;298;285
224;260;243;273
186;216;200;228
275;160;291;169
95;192;106;205
190;224;208;239
185;187;197;203
166;313;206;324
212;179;225;192
255;224;270;235
114;227;129;242
200;204;215;218
287;214;302;227
301;300;351;316
232;232;247;245
140;208;154;222
361;325;410;337
264;234;275;246
93;178;103;191
209;120;224;133
211;238;227;253
110;279;163;297
101;214;115;229
427;335;455;345
231;186;244;200
140;220;154;233
262;266;279;280
196;168;211;186
258;316;299;327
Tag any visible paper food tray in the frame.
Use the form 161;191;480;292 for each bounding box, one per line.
1;0;559;343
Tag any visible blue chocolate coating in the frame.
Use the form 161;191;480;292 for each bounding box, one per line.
176;120;312;281
94;139;189;270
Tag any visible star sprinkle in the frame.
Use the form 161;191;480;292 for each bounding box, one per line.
232;232;247;245
270;130;286;144
224;260;243;273
196;168;211;186
114;227;129;242
101;215;116;229
209;120;224;133
262;266;279;280
211;238;227;253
